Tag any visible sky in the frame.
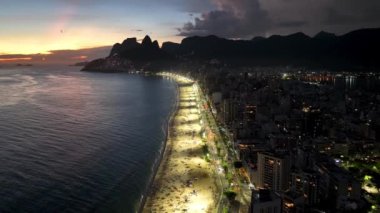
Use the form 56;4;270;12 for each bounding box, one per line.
1;0;379;63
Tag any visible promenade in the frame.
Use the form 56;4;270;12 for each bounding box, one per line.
142;73;219;212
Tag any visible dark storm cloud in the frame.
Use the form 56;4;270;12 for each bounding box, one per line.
179;0;380;38
179;0;271;38
277;21;307;28
180;0;214;13
180;11;245;37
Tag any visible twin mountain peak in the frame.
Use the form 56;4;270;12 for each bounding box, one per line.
84;28;380;71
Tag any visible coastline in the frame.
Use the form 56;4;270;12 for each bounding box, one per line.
137;74;180;213
141;73;218;212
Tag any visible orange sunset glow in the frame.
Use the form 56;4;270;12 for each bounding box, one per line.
0;57;32;62
71;55;88;60
1;30;129;55
0;0;379;213
0;0;183;57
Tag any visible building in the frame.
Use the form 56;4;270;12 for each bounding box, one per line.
257;152;291;192
290;170;319;205
315;162;361;209
243;104;257;125
220;98;238;124
250;189;282;213
282;190;305;213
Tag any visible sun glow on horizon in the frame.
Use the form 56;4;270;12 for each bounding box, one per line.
0;2;182;56
0;30;122;55
71;55;88;60
0;33;182;55
0;57;32;62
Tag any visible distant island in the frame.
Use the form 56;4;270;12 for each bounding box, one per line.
82;28;380;72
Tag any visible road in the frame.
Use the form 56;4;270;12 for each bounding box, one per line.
195;81;252;213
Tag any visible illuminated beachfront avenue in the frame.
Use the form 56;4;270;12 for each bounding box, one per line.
1;0;379;212
143;72;252;212
143;73;218;212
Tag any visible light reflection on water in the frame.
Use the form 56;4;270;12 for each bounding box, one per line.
334;75;380;92
0;65;176;212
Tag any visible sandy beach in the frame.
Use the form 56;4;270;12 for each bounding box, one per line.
142;74;218;213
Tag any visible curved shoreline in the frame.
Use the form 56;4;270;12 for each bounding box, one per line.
137;74;180;213
141;73;218;212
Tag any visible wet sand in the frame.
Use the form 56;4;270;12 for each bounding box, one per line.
142;74;218;213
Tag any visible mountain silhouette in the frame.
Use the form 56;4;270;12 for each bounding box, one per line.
83;28;380;72
314;31;337;40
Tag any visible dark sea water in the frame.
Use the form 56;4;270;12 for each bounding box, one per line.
0;65;177;212
333;75;380;92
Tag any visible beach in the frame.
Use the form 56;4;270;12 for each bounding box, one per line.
142;73;219;213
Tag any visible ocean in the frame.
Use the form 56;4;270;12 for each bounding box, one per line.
0;65;177;212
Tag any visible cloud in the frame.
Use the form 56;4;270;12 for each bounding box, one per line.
60;0;213;13
178;0;380;38
262;0;380;35
178;0;214;13
277;21;307;28
179;0;271;38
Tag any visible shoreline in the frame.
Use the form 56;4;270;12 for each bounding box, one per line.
141;73;218;212
137;74;180;213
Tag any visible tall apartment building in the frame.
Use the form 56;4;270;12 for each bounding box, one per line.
291;170;319;205
257;152;291;192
